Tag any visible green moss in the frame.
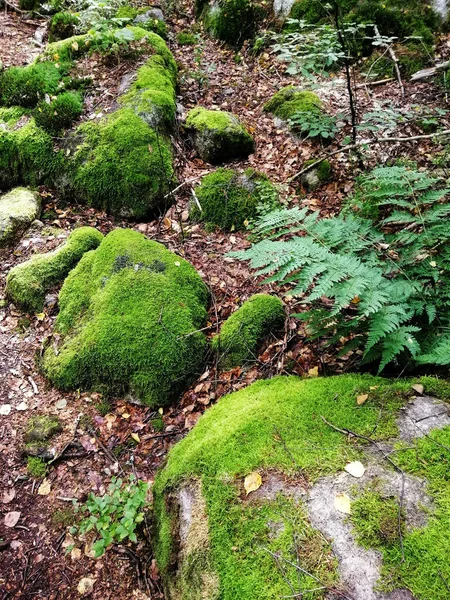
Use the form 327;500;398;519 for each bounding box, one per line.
69;108;174;219
6;227;103;313
27;456;47;478
154;374;413;594
192;168;279;231
203;0;268;47
44;35;91;64
0;62;65;108
419;376;450;401
305;159;331;182
34;92;83;134
116;5;138;19
49;11;80;42
300;159;332;191
43;228;209;407
177;31;197;45
0;106;28;126
25;414;62;442
186;107;254;164
212;294;285;368
263;87;322;121
350;488;404;549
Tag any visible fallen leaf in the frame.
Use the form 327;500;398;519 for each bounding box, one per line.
356;394;368;405
37;479;51;495
55;398;67;410
307;366;319;378
2;489;16;504
344;461;366;478
4;511;21;528
71;547;82;560
412;383;424;395
77;576;96;595
35;312;45;321
131;432;140;443
16;402;28;411
244;472;262;495
334;493;351;514
0;404;11;416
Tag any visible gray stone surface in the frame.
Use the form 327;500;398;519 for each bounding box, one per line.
0;187;41;249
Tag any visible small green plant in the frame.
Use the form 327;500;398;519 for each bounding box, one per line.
177;31;197;45
71;476;149;557
288;110;341;140
27;456;47;478
34;92;83;134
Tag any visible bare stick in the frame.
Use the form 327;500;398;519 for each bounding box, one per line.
411;61;450;82
373;25;404;97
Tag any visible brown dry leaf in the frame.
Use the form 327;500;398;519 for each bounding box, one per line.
37;479;51;496
334;493;351;514
356;394;368;405
344;461;366;478
412;383;424;395
4;511;21;528
244;472;262;495
2;488;16;504
77;576;96;595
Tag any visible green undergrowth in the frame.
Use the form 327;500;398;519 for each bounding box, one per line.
0;61;66;108
212;294;285;369
177;31;197;45
116;6;167;38
263;87;322;121
43;228;209;407
202;0;269;47
154;374;413;595
6;227;103;313
27;456;47;478
0;107;29;126
192;168;279;231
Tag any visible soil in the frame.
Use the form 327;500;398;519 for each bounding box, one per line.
1;2;450;598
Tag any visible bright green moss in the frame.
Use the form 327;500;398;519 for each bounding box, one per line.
25;414;62;442
186;107;254;164
49;11;80;42
203;0;268;47
154;374;413;595
43;229;209;407
350;488;403;549
6;227;103;313
27;456;47;478
0;62;65;108
211;294;285;368
44;35;90;63
192;168;279;231
177;31;197;45
0;106;28;126
263;87;322;121
34;92;83;134
419;376;450;401
70;108;174;219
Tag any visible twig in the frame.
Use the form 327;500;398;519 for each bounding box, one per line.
411;61;450;82
288;129;450;182
87;424;125;474
48;414;82;466
320;415;405;562
373;25;404;97
163;178;199;198
355;77;394;88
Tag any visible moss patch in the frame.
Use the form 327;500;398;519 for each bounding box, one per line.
419;376;450;401
0;61;65;108
203;0;269;47
186;107;254;164
6;226;103;313
212;294;285;369
263;87;322;121
300;159;332;191
154;374;412;596
192;168;279;231
24;414;62;443
49;11;80;42
34;92;83;134
27;456;47;478
43;228;209;407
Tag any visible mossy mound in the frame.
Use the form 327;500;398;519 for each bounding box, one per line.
192;168;279;231
186;107;254;164
116;6;168;38
212;294;285;368
0;61;65;108
34;92;83;134
48;11;80;42
263;87;322;121
202;0;269;47
300;159;332;191
42;228;209;407
24;414;62;443
0;188;41;249
6;226;103;313
153;374;415;598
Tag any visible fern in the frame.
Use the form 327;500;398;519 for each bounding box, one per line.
232;166;450;372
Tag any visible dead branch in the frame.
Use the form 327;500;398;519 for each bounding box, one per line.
373;25;404;97
411;61;450;82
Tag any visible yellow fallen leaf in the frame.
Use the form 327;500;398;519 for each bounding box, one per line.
158;407;163;415
412;383;424;395
71;41;79;51
356;393;368;405
344;461;366;478
121;412;130;419
334;492;351;514
37;479;51;495
369;385;379;390
244;472;262;495
307;366;319;378
131;432;140;443
35;312;45;321
350;296;361;304
77;576;96;595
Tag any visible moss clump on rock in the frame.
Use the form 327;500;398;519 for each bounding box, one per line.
24;414;62;443
186;107;254;164
211;294;285;368
203;0;268;47
192;168;279;231
300;159;332;191
0;188;41;249
263;87;322;121
34;92;83;134
0;106;28;126
0;61;64;108
42;229;209;407
116;6;168;38
48;11;80;42
176;30;197;45
6;226;103;313
153;374;413;597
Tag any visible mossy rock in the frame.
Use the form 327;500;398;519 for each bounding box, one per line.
212;294;285;369
0;188;41;249
42;228;209;407
186;107;254;164
154;375;450;599
300;159;332;191
192;168;279;231
6;226;103;313
202;0;269;47
34;91;83;134
48;11;80;42
0;61;65;108
263;87;322;121
24;414;62;443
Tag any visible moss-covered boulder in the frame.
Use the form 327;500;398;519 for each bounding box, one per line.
263;87;321;121
34;92;83;134
24;414;62;443
0;188;41;249
6;227;103;313
192;168;279;231
186;107;254;164
0;61;64;108
300;159;332;191
48;11;80;42
202;0;268;47
42;229;209;407
154;375;450;599
211;294;285;369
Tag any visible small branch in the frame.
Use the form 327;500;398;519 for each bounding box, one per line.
373;25;404;97
411;61;450;82
356;77;394;88
288;129;450;182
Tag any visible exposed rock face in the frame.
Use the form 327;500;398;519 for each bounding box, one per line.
0;187;41;248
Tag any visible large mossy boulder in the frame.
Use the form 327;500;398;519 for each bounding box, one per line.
154;374;450;599
42;229;209;407
186;107;254;164
6;226;103;313
263;87;322;121
192;168;279;231
0;187;41;249
202;0;269;47
211;294;285;368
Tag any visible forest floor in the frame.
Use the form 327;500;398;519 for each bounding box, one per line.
1;2;450;598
